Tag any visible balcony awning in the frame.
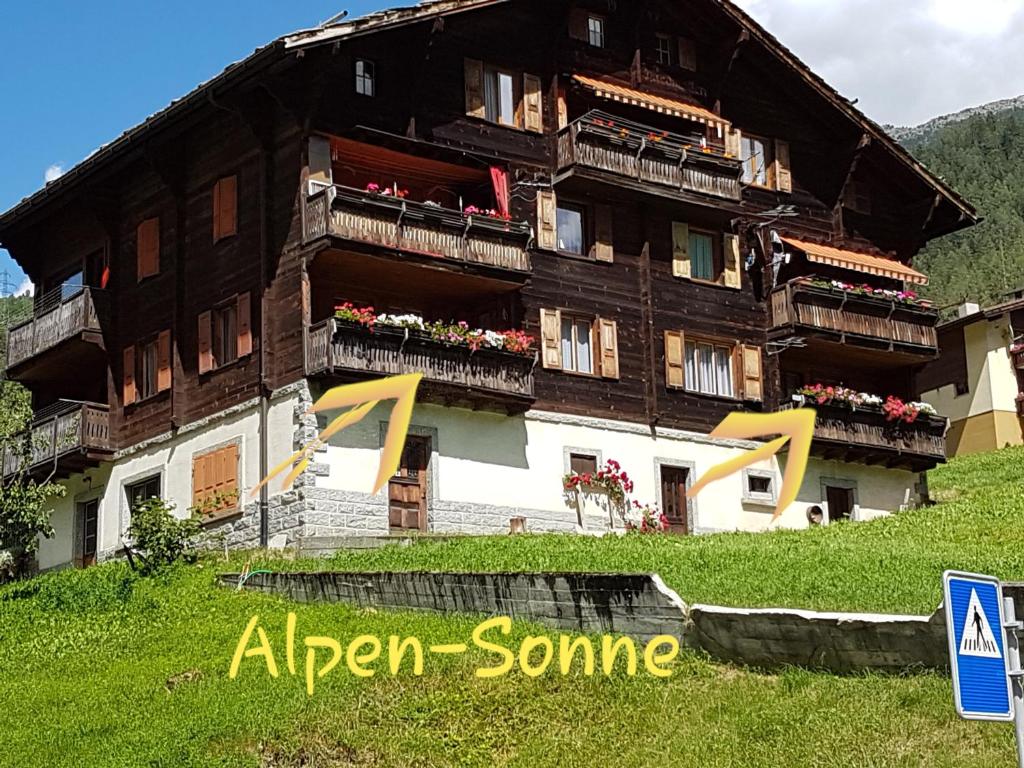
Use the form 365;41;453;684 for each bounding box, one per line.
782;237;929;286
571;74;729;135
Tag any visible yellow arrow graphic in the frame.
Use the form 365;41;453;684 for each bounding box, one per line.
253;373;423;498
686;409;817;521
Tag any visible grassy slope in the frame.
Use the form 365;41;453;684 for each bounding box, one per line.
266;446;1024;615
2;447;1023;767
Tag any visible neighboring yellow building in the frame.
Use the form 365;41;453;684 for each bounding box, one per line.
919;299;1024;455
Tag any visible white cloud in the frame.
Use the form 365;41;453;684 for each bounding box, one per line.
732;0;1024;126
15;278;33;297
43;164;64;184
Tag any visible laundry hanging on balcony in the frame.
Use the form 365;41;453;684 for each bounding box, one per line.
781;237;929;285
490;167;510;219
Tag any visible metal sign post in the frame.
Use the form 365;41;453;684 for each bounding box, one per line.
1003;596;1024;768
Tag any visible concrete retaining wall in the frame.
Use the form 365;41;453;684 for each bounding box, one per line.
222;572;1024;672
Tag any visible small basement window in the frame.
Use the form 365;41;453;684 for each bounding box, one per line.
743;470;776;505
570;452;598;476
127;475;161;514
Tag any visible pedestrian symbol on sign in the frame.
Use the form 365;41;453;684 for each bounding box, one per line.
959;588;1002;659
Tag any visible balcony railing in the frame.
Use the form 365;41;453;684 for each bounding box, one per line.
769;280;939;354
306;319;536;406
7;285;106;371
303;185;533;273
2;401;112;477
557;110;743;202
784;399;947;466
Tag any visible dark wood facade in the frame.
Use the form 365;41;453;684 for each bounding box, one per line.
0;0;976;476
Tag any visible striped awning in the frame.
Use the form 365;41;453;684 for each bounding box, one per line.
782;237;928;286
571;74;729;134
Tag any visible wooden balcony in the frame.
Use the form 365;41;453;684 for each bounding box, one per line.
303;185;532;276
785;400;947;471
305;319;536;414
769;280;939;358
3;401;113;480
6;286;108;381
556;111;743;202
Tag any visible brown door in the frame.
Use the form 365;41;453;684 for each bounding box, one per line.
661;466;690;534
826;486;855;522
389;436;429;533
81;499;99;567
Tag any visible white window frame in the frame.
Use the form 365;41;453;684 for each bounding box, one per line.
137;337;159;400
484;66;519;127
684;339;735;398
741;134;772;187
656;34;674;66
560;315;596;375
355;59;375;97
588;15;606;48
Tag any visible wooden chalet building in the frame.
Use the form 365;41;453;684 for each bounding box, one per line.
0;0;976;569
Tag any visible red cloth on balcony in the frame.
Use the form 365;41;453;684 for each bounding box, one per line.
490;167;510;218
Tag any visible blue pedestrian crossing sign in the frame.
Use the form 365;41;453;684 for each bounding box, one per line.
943;571;1015;722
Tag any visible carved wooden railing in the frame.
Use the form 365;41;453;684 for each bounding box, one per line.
7;286;106;370
784;399;947;462
770;280;939;353
557;110;743;201
305;319;536;400
302;185;532;273
2;401;112;477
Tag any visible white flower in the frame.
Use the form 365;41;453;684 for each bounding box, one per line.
860;393;883;407
910;402;937;415
482;330;505;349
377;313;425;330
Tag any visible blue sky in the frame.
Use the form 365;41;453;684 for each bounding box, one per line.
0;1;391;292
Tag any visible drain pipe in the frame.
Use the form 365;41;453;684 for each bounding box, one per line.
258;141;271;549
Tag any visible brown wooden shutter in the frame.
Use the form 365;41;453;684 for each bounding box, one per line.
664;331;685;390
557;82;568;130
537;190;557;251
774;140;792;193
213;175;238;241
540;308;563;369
597;318;619;379
678;38;697;71
156;330;172;393
672;222;691;278
223;444;239;501
464;58;485;119
137;218;160;281
523;74;543;133
198;310;213;374
236;291;252;357
722;234;742;289
123;346;137;406
742;345;764;402
192;453;208;509
725;128;742;159
593;204;614;262
568;10;589;41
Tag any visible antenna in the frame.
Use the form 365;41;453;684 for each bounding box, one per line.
320;9;349;27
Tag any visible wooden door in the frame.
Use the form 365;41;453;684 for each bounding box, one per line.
661;466;690;534
826;486;854;522
389;436;429;532
81;499;99;567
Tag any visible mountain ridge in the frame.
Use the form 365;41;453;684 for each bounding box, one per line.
886;94;1024;143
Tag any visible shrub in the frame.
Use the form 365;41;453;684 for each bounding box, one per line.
126;498;200;575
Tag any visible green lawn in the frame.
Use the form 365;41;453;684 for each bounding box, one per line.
262;445;1024;615
2;447;1023;766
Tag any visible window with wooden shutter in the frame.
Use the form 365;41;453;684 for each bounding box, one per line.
236;292;252;357
672;222;690;278
597;318;619;379
537;190;558;251
123;346;137;406
136;218;160;281
157;330;172;393
678;38;697;71
725;128;742;159
722;234;742;289
198;310;213;375
213;175;238;242
464;58;485;119
592;204;614;263
664;330;685;390
192;443;240;518
774;140;792;193
523;73;543;133
741;345;764;402
540;308;563;369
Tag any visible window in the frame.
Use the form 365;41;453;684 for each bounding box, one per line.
743;470;776;505
587;16;606;48
556;205;585;255
61;270;84;301
192;444;240;518
570;453;598;476
484;67;519;127
127;475;161;514
684;340;735;398
212;303;238;369
355;59;375;97
689;231;716;281
741;135;772;186
137;337;160;401
561;316;595;375
656;35;674;66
